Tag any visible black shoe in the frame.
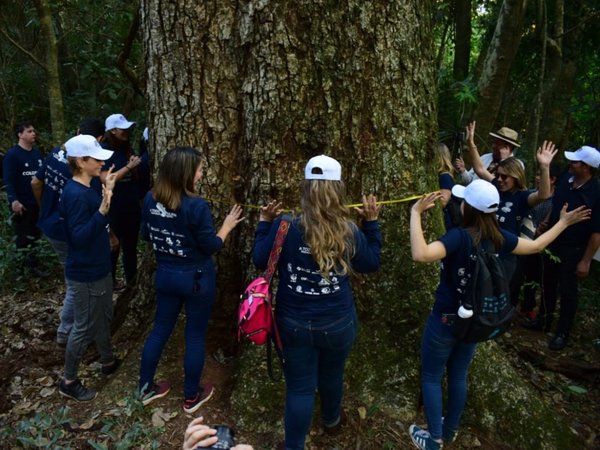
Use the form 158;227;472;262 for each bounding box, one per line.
101;357;122;376
521;318;550;333
59;379;97;402
548;334;568;351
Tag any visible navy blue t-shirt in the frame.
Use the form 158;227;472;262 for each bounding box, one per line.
59;179;111;282
549;173;600;246
252;216;381;320
495;183;533;234
433;227;518;317
141;192;223;270
2;145;43;207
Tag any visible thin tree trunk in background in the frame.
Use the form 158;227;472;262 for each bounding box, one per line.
34;0;65;143
529;0;547;153
474;0;528;141
453;0;471;80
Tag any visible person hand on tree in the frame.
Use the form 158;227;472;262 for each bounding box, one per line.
411;192;444;216
217;204;245;241
259;200;283;222
354;194;382;221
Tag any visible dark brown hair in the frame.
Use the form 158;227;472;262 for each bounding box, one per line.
462;203;504;250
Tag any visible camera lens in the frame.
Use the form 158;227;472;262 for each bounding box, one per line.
206;425;235;449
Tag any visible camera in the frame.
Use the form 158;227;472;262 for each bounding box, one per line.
203;425;235;449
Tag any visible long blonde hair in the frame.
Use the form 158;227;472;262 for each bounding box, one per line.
299;180;355;278
435;142;455;175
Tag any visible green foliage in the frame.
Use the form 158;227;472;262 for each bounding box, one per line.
3;391;163;448
0;193;60;293
0;0;145;150
0;406;72;449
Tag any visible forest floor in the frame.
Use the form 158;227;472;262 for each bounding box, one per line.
0;263;598;450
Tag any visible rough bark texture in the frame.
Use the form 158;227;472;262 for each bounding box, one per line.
141;1;580;448
474;0;528;141
34;0;65;143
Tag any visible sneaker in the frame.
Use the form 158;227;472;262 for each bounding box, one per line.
548;333;568;351
409;424;443;450
441;417;457;444
140;381;171;406
59;379;97;402
183;383;215;414
323;409;347;436
101;357;121;376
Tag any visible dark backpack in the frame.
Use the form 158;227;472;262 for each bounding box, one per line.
452;232;515;343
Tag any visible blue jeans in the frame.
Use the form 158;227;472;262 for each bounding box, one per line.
421;313;477;440
46;236;75;341
139;264;215;399
277;307;357;450
64;274;114;380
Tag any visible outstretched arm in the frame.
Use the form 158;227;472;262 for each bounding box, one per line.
513;204;591;255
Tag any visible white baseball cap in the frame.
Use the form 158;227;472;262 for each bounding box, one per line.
451;179;500;213
65;134;114;160
564;146;600;169
304;155;342;181
105;113;136;131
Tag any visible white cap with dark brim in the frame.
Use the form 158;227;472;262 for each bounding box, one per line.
451;179;500;213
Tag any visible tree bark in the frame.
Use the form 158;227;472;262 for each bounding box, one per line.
453;0;472;80
474;0;528;142
33;0;65;143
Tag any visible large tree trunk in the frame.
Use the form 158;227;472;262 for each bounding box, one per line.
33;0;65;144
141;1;580;448
474;0;528;142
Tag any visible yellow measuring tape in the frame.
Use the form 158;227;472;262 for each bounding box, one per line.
207;193;426;210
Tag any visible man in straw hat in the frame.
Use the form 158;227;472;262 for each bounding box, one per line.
456;121;523;184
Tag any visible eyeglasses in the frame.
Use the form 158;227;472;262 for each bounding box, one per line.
497;173;512;181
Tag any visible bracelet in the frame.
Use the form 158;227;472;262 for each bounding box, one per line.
124;165;131;171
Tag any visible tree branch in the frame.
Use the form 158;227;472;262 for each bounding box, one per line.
116;10;144;97
0;28;46;71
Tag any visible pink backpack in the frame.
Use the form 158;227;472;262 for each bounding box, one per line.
238;276;276;346
238;217;290;358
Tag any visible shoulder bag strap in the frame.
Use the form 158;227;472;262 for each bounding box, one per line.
263;215;291;285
